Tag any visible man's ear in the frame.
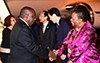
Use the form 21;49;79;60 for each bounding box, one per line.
52;14;56;18
45;16;48;19
23;14;28;21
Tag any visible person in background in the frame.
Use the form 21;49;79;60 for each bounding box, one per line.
39;11;56;63
30;22;40;41
52;5;100;63
7;6;56;63
0;15;16;63
48;7;70;63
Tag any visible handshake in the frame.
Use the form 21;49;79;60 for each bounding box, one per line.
48;48;73;63
48;49;58;62
48;47;67;62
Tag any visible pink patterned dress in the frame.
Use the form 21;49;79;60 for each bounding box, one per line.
57;21;100;63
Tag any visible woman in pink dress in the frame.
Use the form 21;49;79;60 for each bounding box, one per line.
54;6;100;63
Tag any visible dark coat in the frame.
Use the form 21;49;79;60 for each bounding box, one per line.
7;19;49;63
40;21;56;51
55;18;70;49
55;18;70;63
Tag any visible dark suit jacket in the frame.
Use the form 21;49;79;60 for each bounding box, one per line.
40;21;56;51
55;18;70;49
7;19;49;63
55;18;70;63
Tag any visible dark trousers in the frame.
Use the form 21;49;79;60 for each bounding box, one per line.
39;57;55;63
0;52;9;63
43;59;55;63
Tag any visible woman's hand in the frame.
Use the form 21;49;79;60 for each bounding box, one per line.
60;54;66;60
67;60;73;63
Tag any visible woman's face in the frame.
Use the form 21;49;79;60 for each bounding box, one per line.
70;12;80;28
10;17;16;27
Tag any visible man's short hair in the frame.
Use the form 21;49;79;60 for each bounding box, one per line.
19;6;35;18
43;10;49;20
48;8;60;16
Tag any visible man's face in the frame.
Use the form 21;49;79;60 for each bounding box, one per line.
26;10;36;26
39;12;46;23
48;14;56;23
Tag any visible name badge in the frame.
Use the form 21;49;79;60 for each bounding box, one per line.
68;48;71;54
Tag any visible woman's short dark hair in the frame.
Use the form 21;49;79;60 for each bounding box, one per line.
4;15;16;26
48;7;60;16
74;5;90;22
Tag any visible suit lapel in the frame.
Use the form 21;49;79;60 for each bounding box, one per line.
41;22;50;45
43;22;50;36
40;25;44;41
20;19;36;39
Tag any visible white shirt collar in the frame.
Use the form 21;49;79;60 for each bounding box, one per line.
43;21;49;33
57;17;61;25
43;21;49;27
19;18;29;26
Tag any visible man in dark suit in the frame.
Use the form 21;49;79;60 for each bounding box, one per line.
48;8;70;63
7;6;56;63
39;11;56;63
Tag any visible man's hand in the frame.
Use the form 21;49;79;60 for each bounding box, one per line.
67;60;73;63
53;49;58;55
48;49;57;60
48;47;57;60
49;57;54;62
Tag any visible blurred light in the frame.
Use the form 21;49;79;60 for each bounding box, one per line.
90;11;93;14
0;0;10;23
0;0;10;45
66;6;73;8
79;3;83;5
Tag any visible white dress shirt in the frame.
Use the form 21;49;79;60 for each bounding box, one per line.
43;21;49;33
19;18;29;26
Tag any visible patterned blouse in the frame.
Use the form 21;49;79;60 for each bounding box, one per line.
57;21;100;63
